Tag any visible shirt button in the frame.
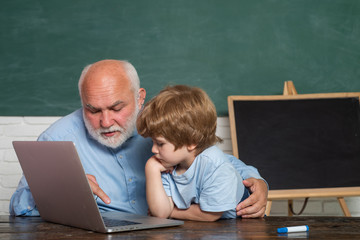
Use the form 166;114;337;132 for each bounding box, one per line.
27;206;31;210
131;200;136;204
118;155;123;159
128;178;132;182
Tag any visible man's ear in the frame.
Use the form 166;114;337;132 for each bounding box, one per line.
137;88;146;109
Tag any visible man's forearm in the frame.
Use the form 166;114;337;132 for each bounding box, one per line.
226;154;264;180
9;177;40;216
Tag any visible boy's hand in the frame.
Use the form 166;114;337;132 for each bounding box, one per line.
146;156;173;173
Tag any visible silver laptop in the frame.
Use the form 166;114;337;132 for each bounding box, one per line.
12;141;183;233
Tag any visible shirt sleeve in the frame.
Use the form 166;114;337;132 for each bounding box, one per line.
8;131;54;216
199;163;244;212
161;173;172;197
37;131;54;141
226;154;267;182
9;175;40;216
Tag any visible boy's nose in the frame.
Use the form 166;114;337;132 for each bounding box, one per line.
151;144;158;154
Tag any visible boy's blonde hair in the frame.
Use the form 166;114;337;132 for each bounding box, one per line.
136;85;222;155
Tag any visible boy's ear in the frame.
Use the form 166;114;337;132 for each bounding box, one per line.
187;144;197;151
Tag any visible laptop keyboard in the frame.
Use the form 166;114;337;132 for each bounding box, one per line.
102;217;141;227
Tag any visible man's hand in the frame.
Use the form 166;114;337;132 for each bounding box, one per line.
86;174;111;204
236;178;268;218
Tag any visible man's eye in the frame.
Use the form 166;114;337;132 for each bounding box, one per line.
88;109;100;114
113;106;124;112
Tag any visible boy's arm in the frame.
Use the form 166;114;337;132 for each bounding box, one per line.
171;163;241;222
170;204;222;222
145;157;174;218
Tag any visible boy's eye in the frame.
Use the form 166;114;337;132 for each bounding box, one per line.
154;141;164;147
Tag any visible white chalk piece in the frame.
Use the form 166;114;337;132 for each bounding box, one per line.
277;225;309;233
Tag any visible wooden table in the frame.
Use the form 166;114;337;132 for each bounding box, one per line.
1;215;360;239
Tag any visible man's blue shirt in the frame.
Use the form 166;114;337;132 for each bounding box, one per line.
9;109;153;216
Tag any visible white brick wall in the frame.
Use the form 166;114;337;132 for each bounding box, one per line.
0;116;61;215
1;116;359;216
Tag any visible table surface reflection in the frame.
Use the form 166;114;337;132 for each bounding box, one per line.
1;215;360;239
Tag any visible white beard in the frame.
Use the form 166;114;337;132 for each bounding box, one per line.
83;106;139;149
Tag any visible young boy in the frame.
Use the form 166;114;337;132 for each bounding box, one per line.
136;85;249;221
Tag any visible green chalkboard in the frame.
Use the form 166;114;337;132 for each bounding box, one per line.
1;0;360;116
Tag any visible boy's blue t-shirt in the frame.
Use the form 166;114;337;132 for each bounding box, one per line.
161;145;249;219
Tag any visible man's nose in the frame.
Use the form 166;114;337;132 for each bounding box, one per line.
100;111;114;128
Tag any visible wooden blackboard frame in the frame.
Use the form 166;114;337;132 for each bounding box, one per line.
228;84;360;216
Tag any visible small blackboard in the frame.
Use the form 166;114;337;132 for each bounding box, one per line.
228;93;360;190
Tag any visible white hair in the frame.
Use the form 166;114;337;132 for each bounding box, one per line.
78;60;140;101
